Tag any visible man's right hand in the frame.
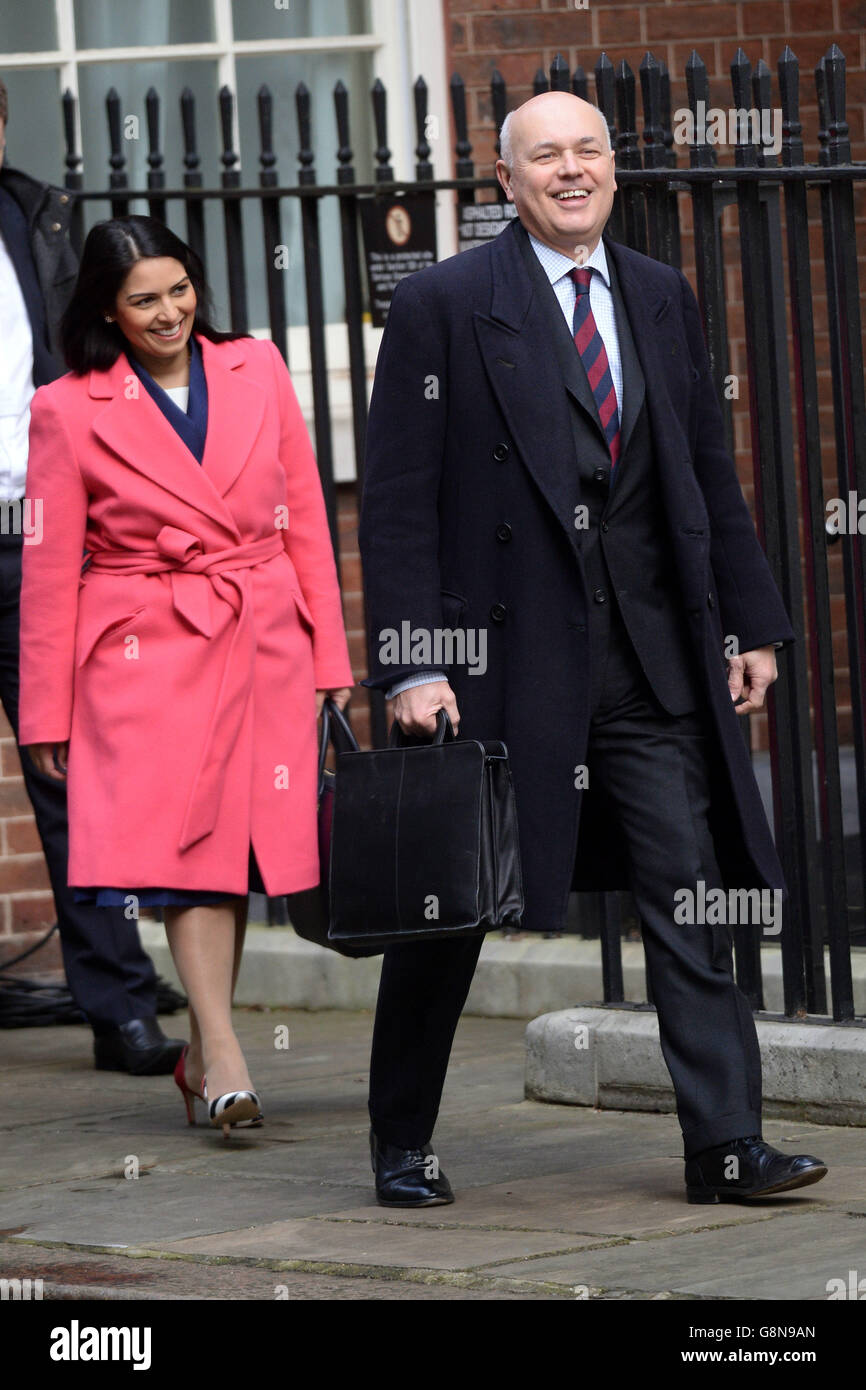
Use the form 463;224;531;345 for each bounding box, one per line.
391;681;460;738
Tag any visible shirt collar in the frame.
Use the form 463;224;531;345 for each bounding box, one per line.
527;231;611;289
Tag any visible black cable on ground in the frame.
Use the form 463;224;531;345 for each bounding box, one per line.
0;922;187;1028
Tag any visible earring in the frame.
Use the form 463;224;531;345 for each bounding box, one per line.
104;315;113;323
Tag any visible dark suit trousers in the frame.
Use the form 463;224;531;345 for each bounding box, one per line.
0;533;158;1033
368;612;763;1160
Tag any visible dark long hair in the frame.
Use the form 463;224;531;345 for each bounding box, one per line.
60;215;247;373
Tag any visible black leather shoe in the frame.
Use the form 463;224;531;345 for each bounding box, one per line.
155;975;188;1014
93;1017;186;1076
685;1135;827;1204
370;1129;455;1207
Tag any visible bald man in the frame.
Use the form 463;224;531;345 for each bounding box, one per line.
359;94;826;1208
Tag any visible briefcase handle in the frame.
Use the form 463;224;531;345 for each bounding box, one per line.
317;697;360;797
387;707;455;748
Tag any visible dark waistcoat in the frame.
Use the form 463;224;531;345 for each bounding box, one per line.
517;231;699;715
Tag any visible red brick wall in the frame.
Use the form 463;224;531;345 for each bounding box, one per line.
444;0;865;753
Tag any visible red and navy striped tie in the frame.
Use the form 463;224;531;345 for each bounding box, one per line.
570;266;621;470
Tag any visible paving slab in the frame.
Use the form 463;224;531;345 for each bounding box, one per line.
1;1170;366;1248
322;1162;805;1237
153;1214;606;1268
2;1009;864;1301
489;1210;866;1300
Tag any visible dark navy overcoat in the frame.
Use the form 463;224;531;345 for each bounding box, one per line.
359;218;794;934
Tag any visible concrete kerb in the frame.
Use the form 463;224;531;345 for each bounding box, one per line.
525;1005;866;1127
138;923;866;1127
139;921;866;1018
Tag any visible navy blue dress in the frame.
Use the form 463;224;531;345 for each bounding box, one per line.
74;334;266;907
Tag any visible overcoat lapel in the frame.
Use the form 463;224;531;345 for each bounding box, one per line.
473;222;585;562
513;224;647;507
89;334;265;538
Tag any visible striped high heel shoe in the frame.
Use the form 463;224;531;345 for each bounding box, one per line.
202;1076;263;1139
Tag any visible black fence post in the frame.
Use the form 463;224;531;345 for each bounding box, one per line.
550;52;569;92
105;87;129;219
779;47;853;1021
639;51;672;264
218;85;248;334
62;89;84;253
491;69;507;201
295;82;339;563
145;87;166;224
180;87;205;266
257;84;289;364
450;74;475;203
615;60;646;253
595;53;623;244
333;80;387;750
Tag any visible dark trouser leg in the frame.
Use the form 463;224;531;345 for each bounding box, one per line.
587;652;762;1158
368;933;485;1148
0;537;157;1031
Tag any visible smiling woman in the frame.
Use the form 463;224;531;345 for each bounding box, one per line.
19;214;353;1138
59;215;239;377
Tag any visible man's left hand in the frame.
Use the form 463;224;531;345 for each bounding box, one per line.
727;646;778;715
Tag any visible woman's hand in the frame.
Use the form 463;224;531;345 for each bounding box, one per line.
26;742;69;780
316;687;352;717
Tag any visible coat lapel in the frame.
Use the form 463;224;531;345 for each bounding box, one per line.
198;335;266;500
604;243;644;467
603;236;710;526
89;334;265;538
473;222;584;562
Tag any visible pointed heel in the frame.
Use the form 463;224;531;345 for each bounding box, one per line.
173;1045;204;1127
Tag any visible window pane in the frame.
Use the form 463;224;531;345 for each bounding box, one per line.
76;60;232;329
77;60;221;189
232;0;369;41
0;69;63;184
235;50;374;327
74;0;214;48
0;0;57;50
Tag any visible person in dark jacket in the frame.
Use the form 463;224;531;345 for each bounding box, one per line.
359;92;827;1208
0;76;184;1074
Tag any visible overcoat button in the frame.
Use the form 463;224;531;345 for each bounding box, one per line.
493;443;510;461
490;603;507;622
593;466;607;483
495;523;512;542
51;221;61;231
59;194;69;204
707;592;715;609
593;588;608;604
601;521;609;533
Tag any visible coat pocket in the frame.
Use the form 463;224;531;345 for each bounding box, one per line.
75;606;147;667
290;588;316;634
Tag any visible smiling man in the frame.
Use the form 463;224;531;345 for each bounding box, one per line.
359;93;827;1209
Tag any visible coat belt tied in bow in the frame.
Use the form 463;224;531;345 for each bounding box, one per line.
87;526;286;851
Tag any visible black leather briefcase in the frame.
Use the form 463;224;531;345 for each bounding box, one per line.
327;710;524;950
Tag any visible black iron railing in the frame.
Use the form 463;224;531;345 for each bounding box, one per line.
53;43;865;1022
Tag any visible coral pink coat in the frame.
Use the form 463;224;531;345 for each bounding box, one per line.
19;333;354;895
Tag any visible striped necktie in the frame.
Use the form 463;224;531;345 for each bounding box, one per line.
570;266;621;470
